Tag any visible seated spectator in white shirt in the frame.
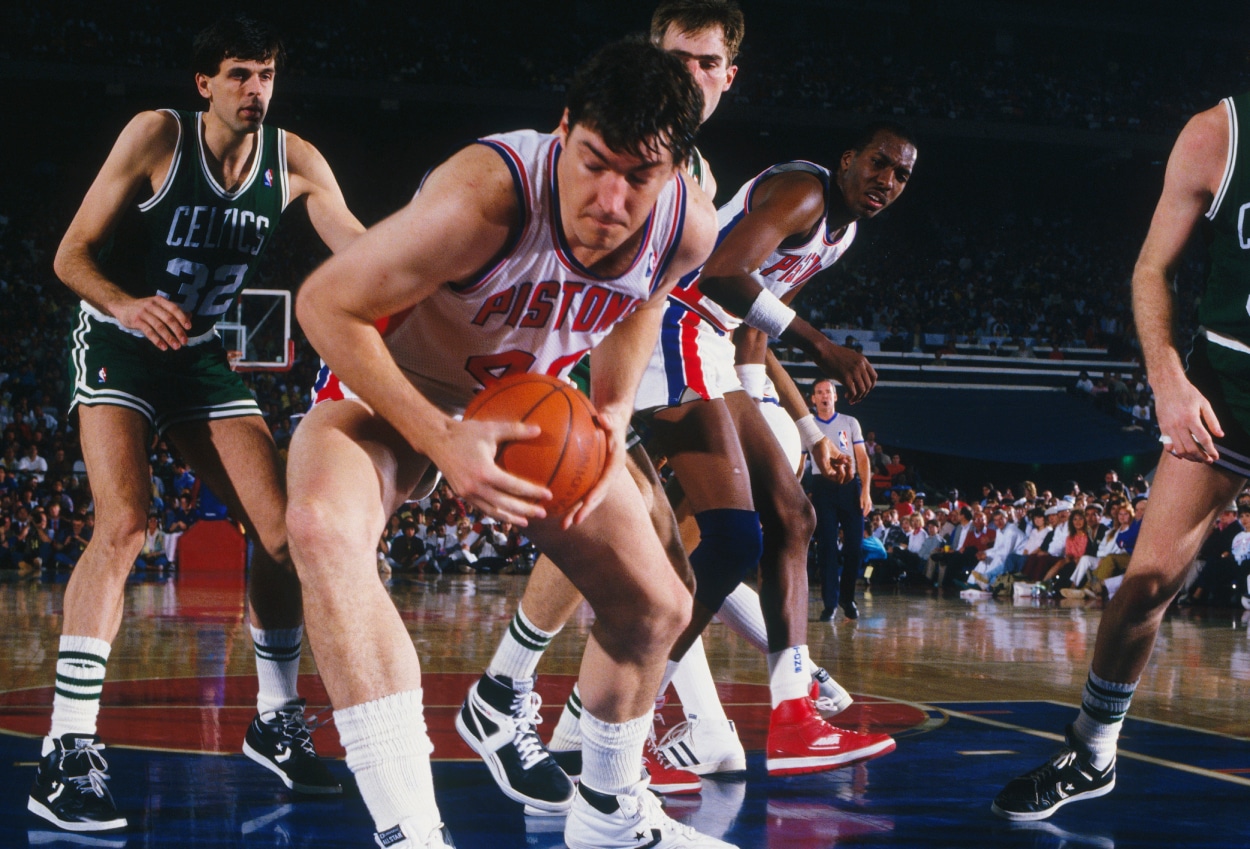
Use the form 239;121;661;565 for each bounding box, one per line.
970;509;1027;588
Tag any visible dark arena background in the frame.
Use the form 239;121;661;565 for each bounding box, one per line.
2;2;1250;848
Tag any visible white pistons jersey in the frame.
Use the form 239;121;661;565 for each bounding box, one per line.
667;160;856;335
381;130;688;414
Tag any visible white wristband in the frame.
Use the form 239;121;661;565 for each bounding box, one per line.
795;414;825;449
743;289;796;339
735;364;766;399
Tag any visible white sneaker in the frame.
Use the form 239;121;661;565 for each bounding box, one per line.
810;666;853;717
565;781;738;849
373;818;455;848
657;717;747;775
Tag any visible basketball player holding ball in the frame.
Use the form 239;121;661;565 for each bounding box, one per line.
286;40;732;849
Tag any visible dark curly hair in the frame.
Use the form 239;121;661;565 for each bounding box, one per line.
192;13;285;78
566;38;702;168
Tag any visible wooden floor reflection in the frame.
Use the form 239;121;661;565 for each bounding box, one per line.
2;569;1248;848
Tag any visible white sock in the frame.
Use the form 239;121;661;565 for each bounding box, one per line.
488;605;561;683
251;624;303;715
580;707;650;795
1072;670;1137;771
715;584;769;653
548;683;582;752
766;645;811;708
671;637;731;725
335;690;440;835
49;635;111;742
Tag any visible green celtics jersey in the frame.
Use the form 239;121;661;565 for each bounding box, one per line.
96;109;289;339
687;145;707;192
1201;93;1250;349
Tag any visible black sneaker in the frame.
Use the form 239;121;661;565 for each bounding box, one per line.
27;734;127;833
455;673;574;813
991;727;1116;821
243;699;342;795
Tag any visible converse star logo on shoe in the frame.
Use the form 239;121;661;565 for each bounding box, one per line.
47;782;64;804
274;746;292;764
635;828;662;849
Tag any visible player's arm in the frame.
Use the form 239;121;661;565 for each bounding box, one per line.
577;171;717;525
297;144;551;524
697;171;877;402
284;132;366;252
53;111;193;350
854;442;872;515
1133;103;1228;462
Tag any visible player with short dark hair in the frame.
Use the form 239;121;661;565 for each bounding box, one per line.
286;39;731;849
27;13;365;835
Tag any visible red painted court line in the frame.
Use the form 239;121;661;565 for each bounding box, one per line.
1214;767;1250;775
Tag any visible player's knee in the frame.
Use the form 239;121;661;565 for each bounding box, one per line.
92;509;149;557
286;496;359;572
760;491;816;551
690;508;764;613
1118;567;1185;613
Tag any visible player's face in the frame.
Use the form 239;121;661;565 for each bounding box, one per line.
658;25;737;123
557;120;678;253
811;381;836;413
838;131;916;219
197;57;276;134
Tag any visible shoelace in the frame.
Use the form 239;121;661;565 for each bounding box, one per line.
64;739;112;799
621;787;700;839
270;704;323;757
658;718;695;750
509;690;548;770
1025;747;1080;786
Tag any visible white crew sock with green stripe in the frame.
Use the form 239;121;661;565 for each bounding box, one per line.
487;605;560;684
1072;669;1137;770
48;635;111;745
548;682;582;752
251;625;303;715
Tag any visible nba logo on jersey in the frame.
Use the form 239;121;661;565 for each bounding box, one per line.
838;430;849;449
97;367;107;385
263;168;273;187
644;249;658;282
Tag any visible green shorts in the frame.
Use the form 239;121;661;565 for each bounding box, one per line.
69;307;260;435
1186;334;1250;477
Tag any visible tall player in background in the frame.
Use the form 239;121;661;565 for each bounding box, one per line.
993;94;1250;820
285;40;734;849
27;15;364;834
636;122;917;776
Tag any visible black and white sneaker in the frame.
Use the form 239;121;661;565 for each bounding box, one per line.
455;673;575;813
991;727;1116;821
28;734;127;833
243;699;342;795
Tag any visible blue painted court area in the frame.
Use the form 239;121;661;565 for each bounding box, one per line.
5;701;1247;848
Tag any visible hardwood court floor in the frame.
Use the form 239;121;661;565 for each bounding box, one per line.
2;569;1247;848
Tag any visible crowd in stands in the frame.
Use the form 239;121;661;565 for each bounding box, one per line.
837;458;1250;611
3;2;1247;136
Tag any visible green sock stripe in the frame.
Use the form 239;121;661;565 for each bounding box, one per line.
254;644;301;661
565;691;582;718
511;614;553;649
56;672;104;688
58;651;108;666
508;619;549;652
54;686;102;701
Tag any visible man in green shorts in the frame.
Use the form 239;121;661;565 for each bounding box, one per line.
28;14;363;834
993;92;1250;820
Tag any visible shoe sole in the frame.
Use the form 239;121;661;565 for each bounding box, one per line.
454;701;574;813
648;777;702;794
27;797;127;833
766;737;896;776
990;778;1116;821
242;740;343;795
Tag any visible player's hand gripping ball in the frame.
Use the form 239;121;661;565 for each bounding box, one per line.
464;373;608;516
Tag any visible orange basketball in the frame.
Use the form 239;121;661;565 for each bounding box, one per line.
463;373;608;516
